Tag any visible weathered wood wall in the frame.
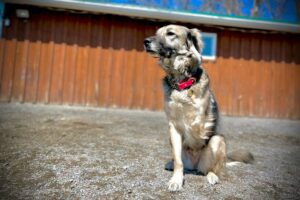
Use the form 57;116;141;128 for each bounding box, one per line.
1;4;299;119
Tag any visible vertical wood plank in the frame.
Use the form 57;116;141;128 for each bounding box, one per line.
98;18;113;107
36;12;55;103
73;15;91;105
287;36;298;118
229;31;241;116
217;31;230;115
24;12;42;103
240;33;252;116
251;33;262;117
131;23;146;109
0;39;5;88
11;19;29;102
62;13;79;105
259;34;270;117
119;21;136;108
290;35;300;119
143;25;161;110
279;36;290;118
108;18;126;107
293;64;300;119
0;14;18;101
49;12;67;104
85;16;102;106
272;35;283;118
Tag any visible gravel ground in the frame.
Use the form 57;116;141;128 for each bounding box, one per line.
0;103;299;200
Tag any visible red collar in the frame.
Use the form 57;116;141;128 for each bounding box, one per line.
177;77;196;91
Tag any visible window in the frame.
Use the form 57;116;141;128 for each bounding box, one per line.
202;32;217;60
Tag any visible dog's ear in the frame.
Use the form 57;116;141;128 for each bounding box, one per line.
187;28;203;53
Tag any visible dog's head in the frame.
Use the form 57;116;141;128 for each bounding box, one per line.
144;25;203;74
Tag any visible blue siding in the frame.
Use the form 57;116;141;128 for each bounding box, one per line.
0;0;3;38
76;0;299;24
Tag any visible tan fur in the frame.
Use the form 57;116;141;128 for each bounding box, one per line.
227;150;254;164
144;25;252;192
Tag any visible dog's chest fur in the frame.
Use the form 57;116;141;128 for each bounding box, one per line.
163;71;218;150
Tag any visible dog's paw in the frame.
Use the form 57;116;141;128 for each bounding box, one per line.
206;172;219;185
168;174;183;192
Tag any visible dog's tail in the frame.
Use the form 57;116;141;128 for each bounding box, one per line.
226;150;254;166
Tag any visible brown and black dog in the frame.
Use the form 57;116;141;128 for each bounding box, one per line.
144;25;253;192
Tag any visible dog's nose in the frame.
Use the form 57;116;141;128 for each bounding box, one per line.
144;39;151;48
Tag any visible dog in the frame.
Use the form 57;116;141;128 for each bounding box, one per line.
144;25;253;192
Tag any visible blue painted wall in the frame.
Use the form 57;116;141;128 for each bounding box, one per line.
0;0;3;38
78;0;300;24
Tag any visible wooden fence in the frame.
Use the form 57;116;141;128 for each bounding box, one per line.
1;4;300;119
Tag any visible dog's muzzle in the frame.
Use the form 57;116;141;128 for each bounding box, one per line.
143;38;151;50
144;37;158;56
144;37;175;58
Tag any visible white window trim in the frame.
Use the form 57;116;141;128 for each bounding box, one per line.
201;32;217;61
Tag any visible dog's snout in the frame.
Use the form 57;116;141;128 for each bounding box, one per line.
144;38;151;47
144;36;159;56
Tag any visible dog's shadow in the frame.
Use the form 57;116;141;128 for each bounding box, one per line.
164;160;204;176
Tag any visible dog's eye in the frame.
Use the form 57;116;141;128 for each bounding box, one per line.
167;32;175;36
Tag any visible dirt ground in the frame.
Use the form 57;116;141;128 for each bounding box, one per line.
0;103;299;200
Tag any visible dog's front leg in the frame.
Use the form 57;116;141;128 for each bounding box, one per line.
168;122;184;192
